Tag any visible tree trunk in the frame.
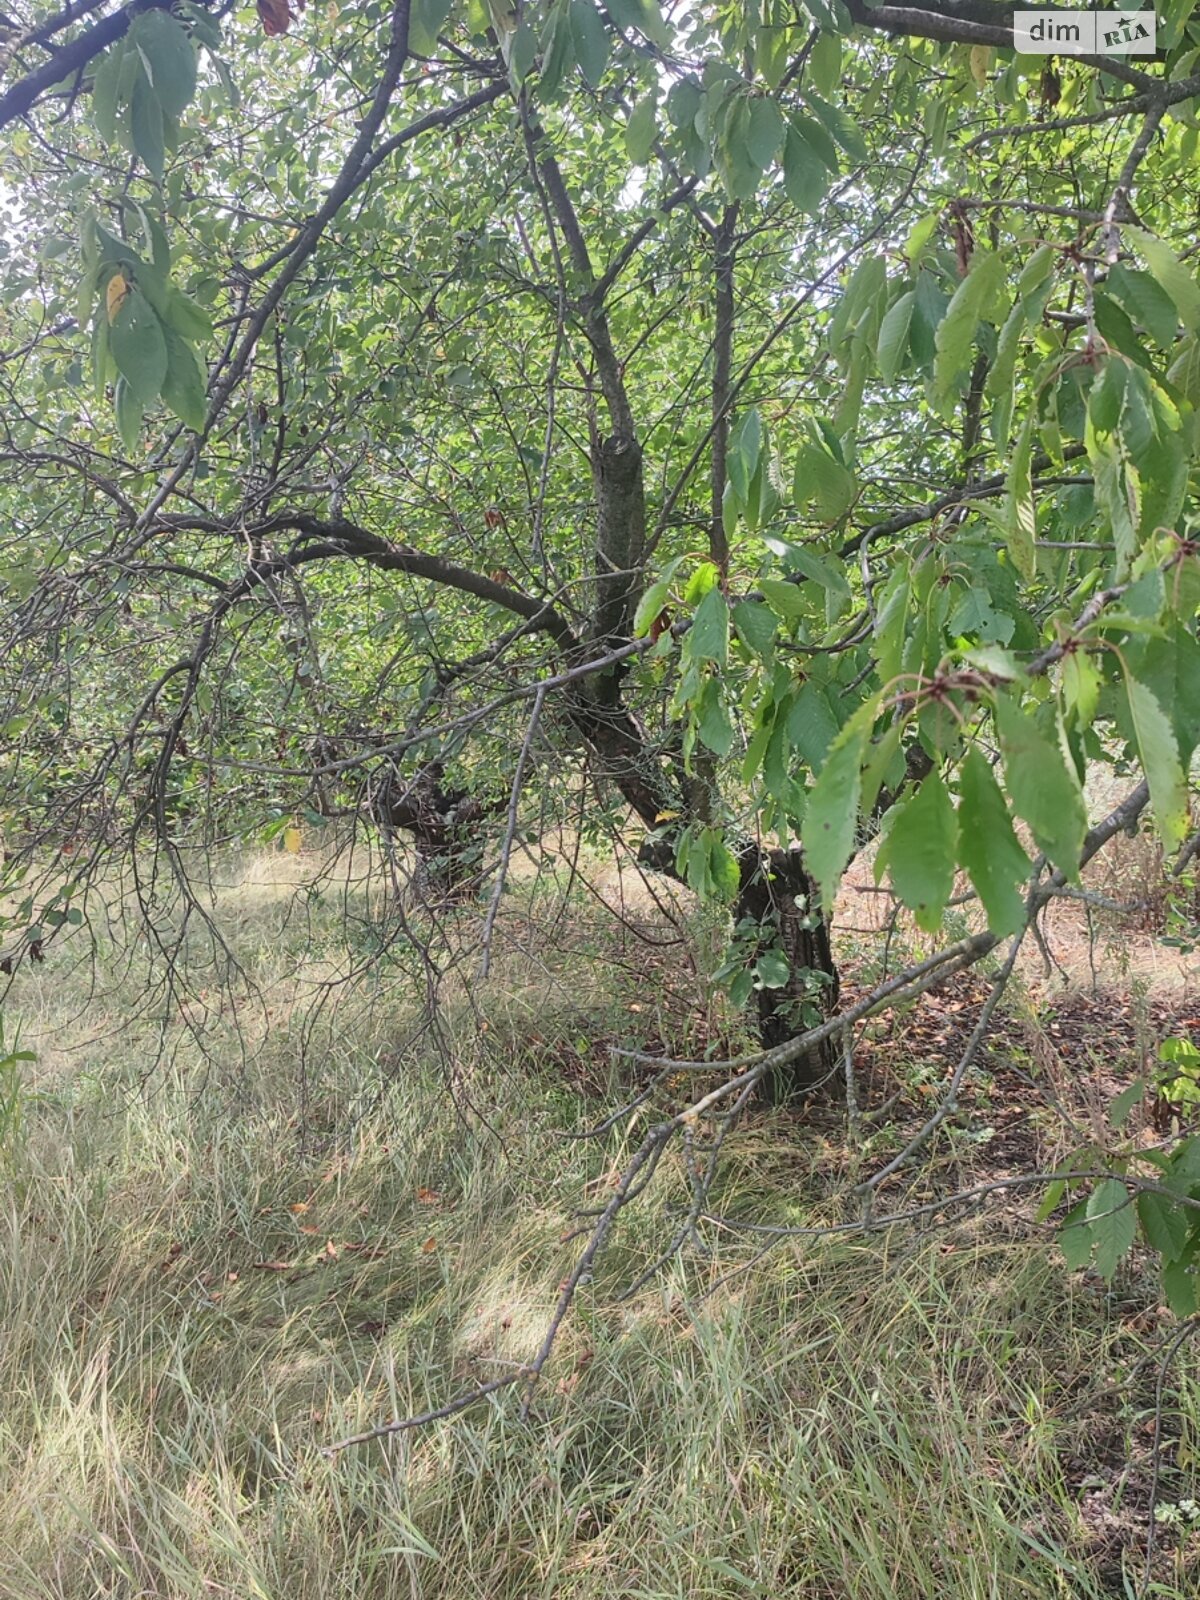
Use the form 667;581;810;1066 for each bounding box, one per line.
734;847;839;1103
368;761;501;904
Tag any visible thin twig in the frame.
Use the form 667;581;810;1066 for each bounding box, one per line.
478;684;546;979
321;1373;525;1455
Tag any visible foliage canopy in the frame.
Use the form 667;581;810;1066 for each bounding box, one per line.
2;0;1200;1284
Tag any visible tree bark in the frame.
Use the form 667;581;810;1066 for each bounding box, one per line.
369;761;503;903
734;847;839;1102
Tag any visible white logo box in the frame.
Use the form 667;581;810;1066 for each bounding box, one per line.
1013;10;1158;53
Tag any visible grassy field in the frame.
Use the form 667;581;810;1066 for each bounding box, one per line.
0;849;1197;1599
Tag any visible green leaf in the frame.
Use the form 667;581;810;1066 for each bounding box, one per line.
409;0;452;52
956;748;1031;937
710;834;741;901
1106;263;1180;346
113;376;143;451
800;89;867;162
569;0;609;87
876;290;914;382
782;545;850;598
1005;412;1036;583
1129;623;1200;765
696;679;734;756
1017;243;1056;300
508;20;537;83
1138;1191;1189;1260
1129;228;1200;333
625;96;656;165
91;41;127;142
808;32;842;95
1086;1178;1135;1281
731;599;777;659
1087;425;1138;574
683;560;721;605
160;325;206;430
787;111;838;173
605;0;670;47
995;695;1086;878
109;285;167;406
755;948;791;988
1059;1203;1093;1270
933;251;1005;412
716;97;761;200
758;577;807;622
1062;650;1101;731
875;771;957;932
689;586;728;666
1125;675;1189;847
800;694;878;910
787;683;838;771
1109;1079;1145;1130
730;407;762;483
1163;1258;1197;1317
633;578;671;637
90;314;111;401
538;1;576;100
793;442;855;521
129;68;165;180
129;11;196;120
910;270;947;368
1137;425;1187;549
161;285;213;344
746;96;784;169
1035;1178;1066;1224
782;125;828;213
1088;357;1126;434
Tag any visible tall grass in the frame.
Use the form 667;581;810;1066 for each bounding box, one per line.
0;851;1194;1599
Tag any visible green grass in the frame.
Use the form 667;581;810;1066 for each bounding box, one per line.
0;852;1196;1599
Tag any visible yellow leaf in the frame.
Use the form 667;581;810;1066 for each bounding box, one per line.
106;272;129;324
969;45;991;87
655;809;680;822
283;826;301;854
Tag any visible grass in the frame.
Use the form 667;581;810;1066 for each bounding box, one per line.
0;848;1196;1599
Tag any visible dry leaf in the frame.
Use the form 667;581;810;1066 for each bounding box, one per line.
421;1236;437;1254
257;0;292;35
252;1260;296;1271
289;1201;309;1214
105;272;128;324
416;1187;440;1204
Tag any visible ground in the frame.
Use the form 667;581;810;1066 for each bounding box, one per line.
0;836;1196;1598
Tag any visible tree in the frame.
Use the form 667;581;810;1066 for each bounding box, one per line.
1;0;1198;1107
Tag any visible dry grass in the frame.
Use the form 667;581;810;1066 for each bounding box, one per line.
0;848;1196;1598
